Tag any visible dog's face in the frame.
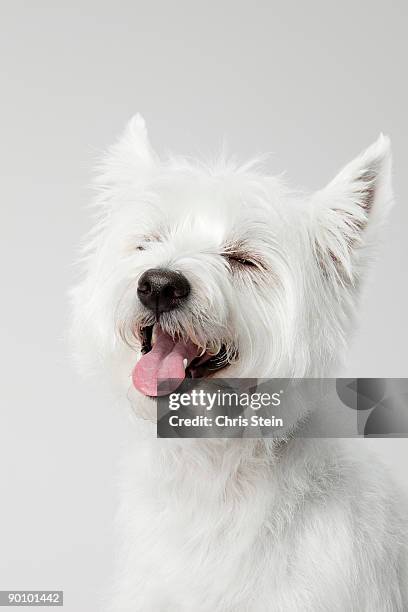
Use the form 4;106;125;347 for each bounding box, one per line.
71;116;392;398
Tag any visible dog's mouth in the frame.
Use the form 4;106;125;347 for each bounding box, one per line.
132;323;231;397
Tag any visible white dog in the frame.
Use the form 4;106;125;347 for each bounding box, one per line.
71;115;407;611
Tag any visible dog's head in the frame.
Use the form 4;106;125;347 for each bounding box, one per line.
71;115;393;398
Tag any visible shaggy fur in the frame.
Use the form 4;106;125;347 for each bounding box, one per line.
71;115;408;611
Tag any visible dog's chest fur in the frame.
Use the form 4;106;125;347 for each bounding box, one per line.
111;426;407;612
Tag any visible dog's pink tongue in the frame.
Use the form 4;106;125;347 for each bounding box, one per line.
132;329;199;397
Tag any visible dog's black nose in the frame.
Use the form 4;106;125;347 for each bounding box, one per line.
137;268;191;315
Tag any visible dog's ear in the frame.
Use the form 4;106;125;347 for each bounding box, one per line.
95;114;158;190
311;135;393;282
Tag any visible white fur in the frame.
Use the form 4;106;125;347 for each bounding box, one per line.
71;115;407;611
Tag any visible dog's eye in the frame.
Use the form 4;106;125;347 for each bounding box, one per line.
135;234;163;252
230;256;256;266
224;254;258;269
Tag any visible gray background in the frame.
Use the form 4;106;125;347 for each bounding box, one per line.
0;2;407;610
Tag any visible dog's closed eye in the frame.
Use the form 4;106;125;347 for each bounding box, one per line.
222;248;264;272
134;233;163;251
224;254;258;268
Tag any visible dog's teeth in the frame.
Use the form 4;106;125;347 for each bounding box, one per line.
183;358;188;369
152;325;158;346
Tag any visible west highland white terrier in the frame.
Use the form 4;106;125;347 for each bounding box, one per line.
71;115;407;611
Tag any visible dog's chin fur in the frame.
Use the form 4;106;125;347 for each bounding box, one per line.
71;116;408;611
